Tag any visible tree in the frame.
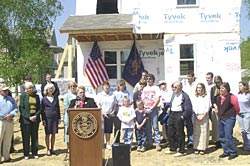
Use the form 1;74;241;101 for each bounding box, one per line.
240;37;250;80
0;0;63;92
244;0;250;16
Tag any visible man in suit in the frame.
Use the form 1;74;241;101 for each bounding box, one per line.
41;74;60;98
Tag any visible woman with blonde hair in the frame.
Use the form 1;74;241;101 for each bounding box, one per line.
41;84;60;156
19;82;41;159
68;86;97;108
193;83;210;154
63;81;77;153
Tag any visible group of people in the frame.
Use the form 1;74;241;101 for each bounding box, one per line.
93;70;249;161
164;71;245;160
0;69;250;163
0;74;61;162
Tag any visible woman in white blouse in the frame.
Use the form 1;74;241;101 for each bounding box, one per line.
193;83;210;155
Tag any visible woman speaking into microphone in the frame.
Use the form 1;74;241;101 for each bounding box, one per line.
69;86;97;108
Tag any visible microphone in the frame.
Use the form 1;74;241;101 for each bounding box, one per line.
74;96;81;108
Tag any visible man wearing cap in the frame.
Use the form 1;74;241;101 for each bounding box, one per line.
0;78;16;154
0;84;18;162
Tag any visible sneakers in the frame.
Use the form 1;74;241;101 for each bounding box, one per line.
24;156;29;160
106;144;112;150
194;150;199;154
165;150;175;154
137;146;141;152
219;153;229;158
33;156;39;159
140;146;146;152
174;152;184;157
228;154;238;160
156;145;162;151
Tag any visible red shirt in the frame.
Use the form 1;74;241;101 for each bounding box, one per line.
220;93;240;114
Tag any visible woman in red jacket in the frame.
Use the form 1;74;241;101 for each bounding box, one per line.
214;82;240;160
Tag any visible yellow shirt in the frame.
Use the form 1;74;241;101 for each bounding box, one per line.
29;95;36;114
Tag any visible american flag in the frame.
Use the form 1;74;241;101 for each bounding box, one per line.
84;41;109;89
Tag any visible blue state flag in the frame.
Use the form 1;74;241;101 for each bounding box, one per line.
122;41;144;86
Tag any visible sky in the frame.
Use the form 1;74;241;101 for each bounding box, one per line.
54;0;76;48
54;1;250;48
241;4;250;40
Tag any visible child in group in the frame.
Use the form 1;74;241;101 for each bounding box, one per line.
135;100;148;152
117;97;136;146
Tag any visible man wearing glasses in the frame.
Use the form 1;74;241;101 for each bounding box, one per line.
165;81;192;157
141;73;162;151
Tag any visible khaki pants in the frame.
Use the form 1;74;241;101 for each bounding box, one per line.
211;109;219;142
0;120;14;161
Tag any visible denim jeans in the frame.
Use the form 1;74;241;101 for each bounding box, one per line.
146;108;160;145
218;116;237;155
136;128;147;146
237;112;250;149
185;113;194;145
122;128;134;146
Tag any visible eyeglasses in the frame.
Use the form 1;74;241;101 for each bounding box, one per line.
70;86;77;88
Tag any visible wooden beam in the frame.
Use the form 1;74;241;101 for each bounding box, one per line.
99;35;105;41
55;43;68;79
84;35;91;41
115;35;119;40
68;36;72;78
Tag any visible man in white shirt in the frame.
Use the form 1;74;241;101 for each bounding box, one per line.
141;73;161;151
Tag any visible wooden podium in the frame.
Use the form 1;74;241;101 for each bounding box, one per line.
68;108;103;166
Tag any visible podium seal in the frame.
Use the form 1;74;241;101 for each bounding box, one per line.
72;112;98;139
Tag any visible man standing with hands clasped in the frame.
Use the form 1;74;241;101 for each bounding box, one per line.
0;84;18;163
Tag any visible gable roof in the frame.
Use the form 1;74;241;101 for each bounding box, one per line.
60;14;163;42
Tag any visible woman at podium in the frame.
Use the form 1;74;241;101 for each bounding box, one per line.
69;86;97;108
